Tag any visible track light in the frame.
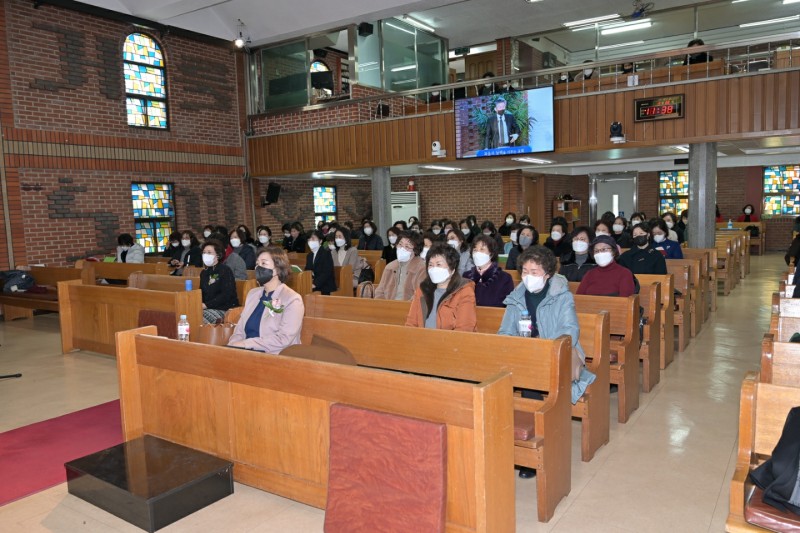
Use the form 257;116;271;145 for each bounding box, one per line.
234;19;250;49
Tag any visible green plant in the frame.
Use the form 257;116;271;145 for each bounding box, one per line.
470;92;537;148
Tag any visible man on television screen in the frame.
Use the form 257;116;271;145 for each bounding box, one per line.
484;98;520;149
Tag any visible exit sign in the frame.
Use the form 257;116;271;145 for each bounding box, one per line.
453;47;470;56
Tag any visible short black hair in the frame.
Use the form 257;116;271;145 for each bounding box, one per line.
425;242;460;272
118;233;134;246
202;238;225;260
397;230;423;255
518;245;557;277
471;234;498;261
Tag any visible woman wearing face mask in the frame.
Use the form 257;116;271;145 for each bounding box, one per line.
477;72;498;96
228;228;256;270
305;229;337;295
115;233;144;264
405;243;477;331
255;225;272;251
201;225;215;242
420;232;436;261
228;247;304;353
284;222;307;254
237;224;255;246
736;204;760;223
576;235;636;297
408;216;420;228
199;239;239;324
574;60;595;81
428;219;446;241
162;231;184;261
504;223;522;254
170;230;202;274
619;222;667;275
629;213;646;228
558;226;597;282
357;221;383;250
612;216;633;248
458;219;475;245
382;227;401;263
544;217;571;258
506;225;538;271
661;212;683;244
331;227;361;289
650;218;683;259
463;235;514;307
446;228;474;275
499;212;516;236
480;220;505;251
375;231;427;301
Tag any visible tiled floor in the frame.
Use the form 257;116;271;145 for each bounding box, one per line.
0;253;781;532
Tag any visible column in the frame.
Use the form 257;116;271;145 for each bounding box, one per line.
687;142;717;248
371;166;392;237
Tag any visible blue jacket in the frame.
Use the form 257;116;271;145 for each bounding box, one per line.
651;238;683;259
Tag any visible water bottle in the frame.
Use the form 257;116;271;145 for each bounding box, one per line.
518;311;532;338
184;279;193;291
727;218;733;229
178;314;190;341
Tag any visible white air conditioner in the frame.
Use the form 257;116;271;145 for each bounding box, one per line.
390;191;419;224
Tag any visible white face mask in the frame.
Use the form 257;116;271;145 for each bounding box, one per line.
171;241;179;248
447;239;460;249
595;231;609;237
363;227;373;236
432;228;441;235
664;221;674;229
631;219;641;225
335;238;346;248
510;231;518;243
258;235;269;244
745;208;752;214
473;251;491;268
482;230;491;236
284;232;291;238
308;240;320;252
584;68;593;77
397;248;413;263
506;217;514;224
181;239;191;247
523;274;546;293
230;238;241;248
613;224;624;233
594;251;614;267
202;253;216;267
428;267;451;285
421;247;430;259
572;241;589;254
388;235;397;245
328;243;337;251
551;231;563;241
461;228;470;236
484;82;492;87
653;233;666;244
203;230;211;238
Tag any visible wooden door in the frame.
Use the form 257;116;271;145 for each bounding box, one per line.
523;177;546;233
465;52;496;97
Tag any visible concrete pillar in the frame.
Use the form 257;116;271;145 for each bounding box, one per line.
687;143;717;248
371;167;392;237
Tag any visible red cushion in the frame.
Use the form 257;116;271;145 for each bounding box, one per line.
746;486;800;532
514;410;535;441
325;404;446;533
137;310;178;340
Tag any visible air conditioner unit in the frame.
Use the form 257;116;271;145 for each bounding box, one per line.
390;191;419;224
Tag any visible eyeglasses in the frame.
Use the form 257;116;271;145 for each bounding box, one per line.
594;247;614;253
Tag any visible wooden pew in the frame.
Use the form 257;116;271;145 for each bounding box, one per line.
636;274;675;369
332;265;354;297
0;266;94;320
127;272;257;306
715;240;734;296
117;327;516;532
669;258;704;338
143;256;169;264
684;248;718;313
760;333;800;386
666;263;692;352
716;222;765;256
357;250;383;267
76;259;170;284
301;316;573;522
678;251;710;322
302;294;613;461
286;270;313;297
57;279;203;355
727;373;800;532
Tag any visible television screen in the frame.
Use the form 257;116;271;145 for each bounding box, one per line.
454;87;554;159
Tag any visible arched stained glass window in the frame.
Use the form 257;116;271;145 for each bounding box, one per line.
123;33;168;129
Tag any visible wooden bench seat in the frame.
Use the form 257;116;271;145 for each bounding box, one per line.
117;326;516;532
760;333;800;386
716;222;765;256
128;272;257;306
715;240;735;296
76;260;170;285
684;248;718;313
0;266;94;320
666;264;692;352
669;258;704;338
637;274;675;369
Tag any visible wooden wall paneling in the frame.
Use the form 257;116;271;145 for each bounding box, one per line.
764;75;775;132
752;76;764;133
789;71;799;130
716;79;728;134
776;72;787;131
729;77;740;134
740;76;753;134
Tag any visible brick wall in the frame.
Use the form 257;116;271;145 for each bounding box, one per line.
542;174;590;225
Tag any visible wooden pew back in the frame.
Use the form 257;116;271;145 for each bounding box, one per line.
128;272;257;305
76;260;170;283
332;265;353;297
27;265;95;286
761;333;800;386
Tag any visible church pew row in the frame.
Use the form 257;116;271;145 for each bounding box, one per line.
669;258;704;338
667;263;692;352
183;266;314;297
127;272;258;308
637;274;676;369
760;333;800;387
75;259;170;284
302;293;618;458
57;279;203;355
116;327;516;532
0;265;95;320
299;316;574;522
683;248;718;314
715;222;765;256
715;240;735;296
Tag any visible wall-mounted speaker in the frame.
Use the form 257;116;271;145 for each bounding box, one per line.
358;22;373;37
263;183;281;206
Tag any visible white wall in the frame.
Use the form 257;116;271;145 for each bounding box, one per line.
595;175;636;220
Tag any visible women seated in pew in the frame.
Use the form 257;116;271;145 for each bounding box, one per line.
421;231;436;260
169;230;203;275
405;243;477;331
558;226;597;282
618;222;668;275
375;231;427;301
115;233;144;264
306;230;337;295
284;222;307;254
543;217;571;258
463;234;515;307
612;216;634;248
382;226;400;264
504;223;521;254
506;225;538;271
200;239;239;324
459;219;476;244
446;228;474;275
255;225;272;250
228;247;303;353
650;218;683;259
499;212;516;236
202;224;214;241
480;220;506;252
577;235;636;297
661;212;683;244
229;228;256;270
331;227;361;288
162;231;183;261
357;221;383;250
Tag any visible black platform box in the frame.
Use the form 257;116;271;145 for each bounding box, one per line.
65;435;233;532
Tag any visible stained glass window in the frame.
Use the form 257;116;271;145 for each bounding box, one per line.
131;183;175;253
124;33;167;129
313;186;337;226
659;171;689;215
763;166;800;215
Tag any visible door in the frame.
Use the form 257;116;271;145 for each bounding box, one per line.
523;176;546;233
593;173;637;222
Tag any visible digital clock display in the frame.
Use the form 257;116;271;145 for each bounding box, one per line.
635;94;684;122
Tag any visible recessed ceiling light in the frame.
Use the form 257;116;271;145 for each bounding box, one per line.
783;0;800;4
740;15;799;28
402;16;435;33
597;40;644;50
513;157;554;164
390;64;417;72
563;14;622;27
601;20;652;35
671;145;690;153
420;165;462;171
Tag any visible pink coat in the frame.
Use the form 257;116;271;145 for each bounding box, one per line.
228;283;304;353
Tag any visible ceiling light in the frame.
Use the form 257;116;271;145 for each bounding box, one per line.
783;0;800;4
386;22;416;35
563;14;622;27
391;64;417;72
233;19;249;49
513;157;554;164
402;16;435;33
601;20;652;35
671;145;690;153
525;0;545;3
420;165;462;171
597;40;645;50
313;172;367;178
732;0;749;3
740;15;800;28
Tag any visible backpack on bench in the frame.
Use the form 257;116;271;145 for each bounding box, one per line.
0;270;35;293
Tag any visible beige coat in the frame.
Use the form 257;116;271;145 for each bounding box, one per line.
374;257;427;300
332;246;362;287
228;283;304;353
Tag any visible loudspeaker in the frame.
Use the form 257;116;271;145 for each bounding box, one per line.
358;22;373;37
263;183;281;206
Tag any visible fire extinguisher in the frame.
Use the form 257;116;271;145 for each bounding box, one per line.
408;179;416;191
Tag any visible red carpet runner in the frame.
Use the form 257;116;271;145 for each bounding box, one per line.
0;400;122;506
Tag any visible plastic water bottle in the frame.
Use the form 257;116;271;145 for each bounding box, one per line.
185;279;193;291
518;311;532;338
178;315;190;341
727;218;733;229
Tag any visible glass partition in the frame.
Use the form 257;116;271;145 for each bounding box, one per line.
357;22;382;89
261;40;309;111
382;19;419;91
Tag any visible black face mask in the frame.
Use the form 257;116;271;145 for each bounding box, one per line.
255;266;274;286
633;235;649;247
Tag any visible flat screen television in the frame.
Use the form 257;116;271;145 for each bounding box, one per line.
454;86;554;159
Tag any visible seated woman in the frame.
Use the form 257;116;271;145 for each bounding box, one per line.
200;239;239;324
169;230;202;275
421;231;436;260
480;220;505;251
229;228;256;270
619;222;668;275
357;221;383;250
736;204;760;223
202;225;215;241
162;231;183;261
661;212;683;243
375;231;427;301
612;216;633;248
331;227;361;288
650;218;683;259
459;219;475;244
405;243;477;331
228;247;303;353
463;234;515;307
429;219;445;241
629;212;646;227
577;235;636;297
499;212;516;236
305;229;337;295
382;227;400;264
506;225;538;271
255;225;272;251
446;228;474;275
559;226;597;282
115;233;144;263
543;217;571;258
504;223;521;254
